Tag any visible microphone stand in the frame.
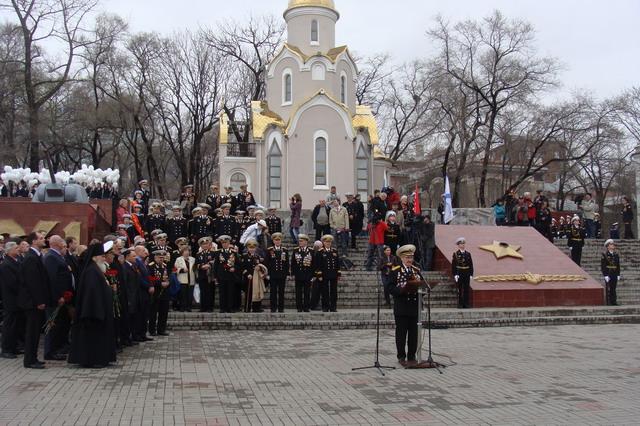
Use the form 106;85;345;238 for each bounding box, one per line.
352;230;395;376
408;281;445;372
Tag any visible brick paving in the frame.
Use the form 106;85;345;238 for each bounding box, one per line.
1;324;639;425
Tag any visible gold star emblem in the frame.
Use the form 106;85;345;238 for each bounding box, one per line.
479;241;524;260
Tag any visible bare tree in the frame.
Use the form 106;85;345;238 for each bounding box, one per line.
378;60;440;161
429;11;559;206
354;52;391;114
2;0;99;170
206;15;284;143
0;22;23;166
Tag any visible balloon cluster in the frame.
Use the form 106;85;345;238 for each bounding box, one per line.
1;165;120;189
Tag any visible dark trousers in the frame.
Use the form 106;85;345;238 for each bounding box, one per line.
381;276;392;306
295;279;311;312
24;309;44;366
134;292;150;339
315;225;330;242
570;246;582;266
394;314;418;361
219;279;235;313
180;285;194;311
350;228;359;248
1;310;19;354
458;274;471;308
310;279;321;310
270;277;286;312
624;223;634;239
148;296;169;334
585;219;595;238
606;276;618;305
320;278;338;312
199;279;215;312
233;281;243;312
44;306;70;357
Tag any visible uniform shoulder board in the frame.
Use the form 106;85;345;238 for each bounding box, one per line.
391;265;401;271
148;262;156;266
411;265;420;271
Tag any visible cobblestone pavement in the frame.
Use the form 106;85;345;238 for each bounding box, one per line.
1;324;639;425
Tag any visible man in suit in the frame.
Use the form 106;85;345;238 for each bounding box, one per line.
43;235;74;361
133;245;154;342
18;231;50;369
0;242;22;358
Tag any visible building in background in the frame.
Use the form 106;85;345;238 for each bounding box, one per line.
218;0;391;207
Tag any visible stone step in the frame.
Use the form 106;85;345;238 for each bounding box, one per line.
167;305;640;330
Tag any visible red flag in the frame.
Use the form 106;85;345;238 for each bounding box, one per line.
413;183;421;215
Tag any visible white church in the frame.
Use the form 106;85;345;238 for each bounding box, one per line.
218;0;391;208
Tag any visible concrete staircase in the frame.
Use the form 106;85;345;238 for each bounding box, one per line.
260;236;459;310
554;239;640;305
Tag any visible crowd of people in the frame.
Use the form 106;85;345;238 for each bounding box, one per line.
493;190;635;242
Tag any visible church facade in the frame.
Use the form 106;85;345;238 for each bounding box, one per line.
218;0;391;208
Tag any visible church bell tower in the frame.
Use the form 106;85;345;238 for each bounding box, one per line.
284;0;339;57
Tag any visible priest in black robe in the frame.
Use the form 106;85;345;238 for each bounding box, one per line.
68;242;117;368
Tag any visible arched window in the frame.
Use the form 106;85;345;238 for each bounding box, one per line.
230;172;247;192
356;144;369;199
315;135;327;187
311;20;319;44
312;63;325;80
268;140;282;208
283;70;292;105
340;72;347;104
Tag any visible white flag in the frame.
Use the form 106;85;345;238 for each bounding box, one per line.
444;175;455;224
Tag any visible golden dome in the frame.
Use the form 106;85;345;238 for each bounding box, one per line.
286;0;337;13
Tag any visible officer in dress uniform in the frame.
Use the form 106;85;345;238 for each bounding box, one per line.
236;184;256;213
235;210;248;245
147;249;170;336
567;216;586;266
220;187;236;214
213;235;239;313
179;184;197;219
205;185;222;211
240;239;267;312
385;244;424;367
265;233;289;313
215;203;238;243
314;234;341;312
195;237;216;312
146;229;164;254
134;179;151;214
145;203;166;236
383;211;402;255
266;207;283;236
601;239;621;306
452;237;474;309
166;205;189;248
291;234;314;312
189;207;212;252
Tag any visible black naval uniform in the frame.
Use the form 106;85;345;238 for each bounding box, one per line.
145;213;166;236
215;216;238;243
220;194;237;213
452;250;474;309
291;246;315;312
189;215;212;251
314;247;341;312
206;193;222;211
266;245;289;312
147;261;170;335
567;225;586;266
240;250;266;312
383;222;402;254
214;248;239;313
166;216;189;248
266;215;283;236
195;248;216;312
601;250;621;306
386;263;424;362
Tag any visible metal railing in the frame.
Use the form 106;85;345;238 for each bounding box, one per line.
225;143;257;158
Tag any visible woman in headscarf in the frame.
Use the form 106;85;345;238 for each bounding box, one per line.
68;242;117;368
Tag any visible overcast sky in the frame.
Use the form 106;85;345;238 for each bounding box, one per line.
10;0;640;101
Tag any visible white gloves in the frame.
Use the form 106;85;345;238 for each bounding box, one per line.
454;275;459;282
618;276;621;280
604;276;610;283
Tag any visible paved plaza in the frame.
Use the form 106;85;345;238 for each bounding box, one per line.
0;324;639;425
